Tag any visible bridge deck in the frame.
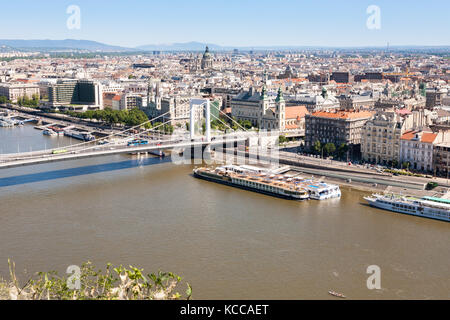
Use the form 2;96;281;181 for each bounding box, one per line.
0;138;248;169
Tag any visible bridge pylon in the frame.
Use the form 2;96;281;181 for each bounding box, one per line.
189;98;211;142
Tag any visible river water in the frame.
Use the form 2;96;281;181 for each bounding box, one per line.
0;124;449;299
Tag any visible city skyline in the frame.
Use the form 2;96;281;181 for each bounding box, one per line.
0;0;449;48
0;0;450;306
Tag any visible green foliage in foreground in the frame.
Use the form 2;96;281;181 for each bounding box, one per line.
0;260;192;300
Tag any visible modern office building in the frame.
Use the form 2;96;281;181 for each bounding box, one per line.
48;79;103;108
331;72;352;84
354;72;383;82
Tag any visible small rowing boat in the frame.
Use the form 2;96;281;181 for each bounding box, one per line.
328;290;346;298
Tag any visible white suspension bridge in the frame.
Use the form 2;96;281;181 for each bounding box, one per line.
0;99;263;170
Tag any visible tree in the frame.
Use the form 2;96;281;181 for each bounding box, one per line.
336;143;349;159
392;159;399;169
62;108;149;127
201;120;206;134
279;135;288;144
323;143;336;156
402;162;410;170
313;140;322;155
0;95;10;104
31;94;39;107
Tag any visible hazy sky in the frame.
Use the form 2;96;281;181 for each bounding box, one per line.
0;0;448;48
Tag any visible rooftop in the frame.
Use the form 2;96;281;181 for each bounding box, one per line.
309;110;373;120
401;130;437;143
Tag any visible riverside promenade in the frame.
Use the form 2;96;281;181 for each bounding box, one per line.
214;148;450;197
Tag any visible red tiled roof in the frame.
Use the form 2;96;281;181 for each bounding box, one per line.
401;130;416;140
285;123;299;130
422;132;438;143
285;105;309;120
396;108;412;115
311;110;373;120
272;78;307;84
401;130;437;143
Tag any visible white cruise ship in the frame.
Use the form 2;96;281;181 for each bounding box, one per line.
43;129;58;136
64;130;95;141
302;181;341;200
364;194;450;222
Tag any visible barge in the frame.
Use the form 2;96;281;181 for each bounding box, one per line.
194;165;309;200
194;165;341;201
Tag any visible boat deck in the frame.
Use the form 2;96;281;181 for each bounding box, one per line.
200;167;320;193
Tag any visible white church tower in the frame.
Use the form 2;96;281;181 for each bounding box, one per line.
276;87;286;131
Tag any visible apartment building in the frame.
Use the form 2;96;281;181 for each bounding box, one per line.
399;130;437;172
305;110;373;156
119;93;146;110
0;83;40;102
361;110;432;165
434;142;450;177
338;94;375;111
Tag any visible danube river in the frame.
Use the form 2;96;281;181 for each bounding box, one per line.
0;125;449;299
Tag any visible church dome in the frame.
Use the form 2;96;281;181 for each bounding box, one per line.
201;46;213;70
203;46;212;59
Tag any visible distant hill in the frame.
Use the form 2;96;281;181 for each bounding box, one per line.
135;42;450;52
136;42;227;51
0;39;448;53
0;45;16;52
0;39;135;52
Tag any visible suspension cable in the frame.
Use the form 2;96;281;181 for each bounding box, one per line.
52;110;172;152
72;109;193;153
209;102;249;132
